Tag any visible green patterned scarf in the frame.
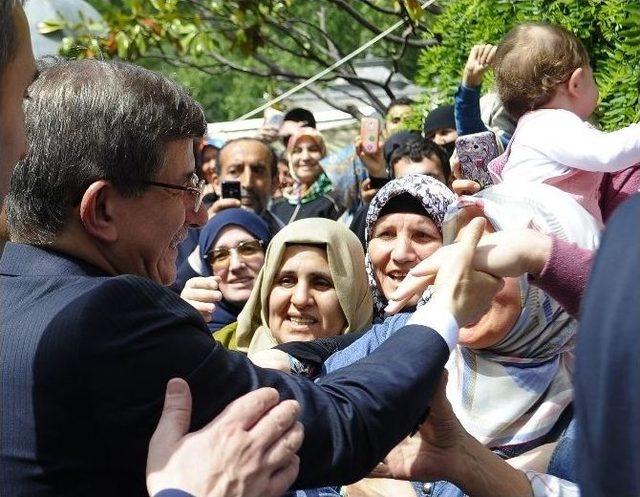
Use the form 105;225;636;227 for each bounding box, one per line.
283;170;334;205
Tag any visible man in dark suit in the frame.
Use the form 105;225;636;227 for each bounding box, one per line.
0;57;500;497
576;194;640;497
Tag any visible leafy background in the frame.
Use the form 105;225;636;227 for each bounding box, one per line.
414;0;640;131
60;0;640;129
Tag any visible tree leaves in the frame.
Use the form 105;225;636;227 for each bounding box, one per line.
415;0;640;131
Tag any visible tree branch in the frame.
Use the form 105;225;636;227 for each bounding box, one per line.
264;18;338;65
352;0;398;16
262;34;331;68
324;0;438;48
306;84;365;119
318;6;341;61
329;84;381;111
270;16;346;61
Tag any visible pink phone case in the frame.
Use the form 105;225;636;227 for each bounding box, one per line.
361;117;380;154
455;131;499;189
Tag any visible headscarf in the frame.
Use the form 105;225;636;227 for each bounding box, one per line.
440;182;600;448
364;174;456;317
198;209;271;331
236;218;373;354
283;127;333;205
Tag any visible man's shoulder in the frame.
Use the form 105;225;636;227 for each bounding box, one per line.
68;273;200;322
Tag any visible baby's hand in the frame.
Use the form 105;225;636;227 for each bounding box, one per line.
463;44;497;87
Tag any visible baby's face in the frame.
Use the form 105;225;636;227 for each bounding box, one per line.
575;65;599;120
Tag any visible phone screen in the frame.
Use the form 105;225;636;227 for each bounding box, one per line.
221;180;242;200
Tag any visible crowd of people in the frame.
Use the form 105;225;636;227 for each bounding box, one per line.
1;1;639;497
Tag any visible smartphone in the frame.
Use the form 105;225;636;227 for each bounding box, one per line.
221;180;242;200
455;131;499;189
360;117;380;154
263;108;285;129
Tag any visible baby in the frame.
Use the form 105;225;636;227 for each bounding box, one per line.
489;22;640;225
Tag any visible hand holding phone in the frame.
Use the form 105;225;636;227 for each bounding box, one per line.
360;117;380;154
454;131;498;189
221;180;242;200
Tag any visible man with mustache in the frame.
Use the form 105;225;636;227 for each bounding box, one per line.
209;137;284;236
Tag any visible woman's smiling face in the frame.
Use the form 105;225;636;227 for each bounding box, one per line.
290;136;323;186
268;244;346;343
368;212;443;304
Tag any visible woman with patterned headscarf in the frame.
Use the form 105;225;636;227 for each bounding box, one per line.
271;127;343;223
270;176;590;496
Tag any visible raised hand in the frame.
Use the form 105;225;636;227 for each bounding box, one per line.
207;197;243;218
355;135;387;179
370;373;534;497
403;217;504;328
180;276;223;322
386;228;552;315
463;44;497;87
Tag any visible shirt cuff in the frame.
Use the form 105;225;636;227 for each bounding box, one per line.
459;83;482;93
406;304;459;352
523;470;580;497
154;490;195;497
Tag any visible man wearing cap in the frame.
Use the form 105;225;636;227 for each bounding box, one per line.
422;104;458;159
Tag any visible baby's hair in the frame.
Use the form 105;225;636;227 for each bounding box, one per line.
493;22;590;120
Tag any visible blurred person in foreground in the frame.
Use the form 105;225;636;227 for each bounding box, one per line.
0;0;37;253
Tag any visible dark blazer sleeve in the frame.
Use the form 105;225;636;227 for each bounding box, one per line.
575;195;640;497
63;277;449;489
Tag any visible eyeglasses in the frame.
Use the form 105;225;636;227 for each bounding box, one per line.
206;239;265;271
143;173;206;212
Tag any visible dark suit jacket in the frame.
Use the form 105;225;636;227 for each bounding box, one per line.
576;194;640;497
0;243;449;497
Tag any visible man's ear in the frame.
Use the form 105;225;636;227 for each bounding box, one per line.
566;67;585;98
79;180;118;243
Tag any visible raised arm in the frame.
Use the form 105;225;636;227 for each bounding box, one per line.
79;220;499;491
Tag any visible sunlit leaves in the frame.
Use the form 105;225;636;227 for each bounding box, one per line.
415;0;640;131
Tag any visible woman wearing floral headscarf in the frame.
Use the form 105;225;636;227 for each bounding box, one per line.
271;127;343;223
269;176;589;496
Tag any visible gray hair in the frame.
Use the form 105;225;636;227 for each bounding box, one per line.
0;1;23;79
7;58;207;244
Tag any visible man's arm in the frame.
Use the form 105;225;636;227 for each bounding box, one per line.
372;373;578;497
77;220;499;489
80;284;451;489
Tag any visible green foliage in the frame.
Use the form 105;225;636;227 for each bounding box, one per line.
415;0;640;131
58;0;427;121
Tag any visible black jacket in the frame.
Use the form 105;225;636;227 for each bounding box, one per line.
0;243;450;497
271;195;343;224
